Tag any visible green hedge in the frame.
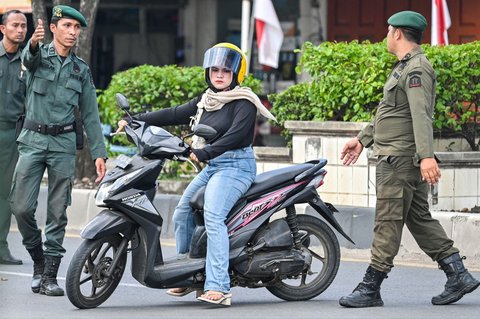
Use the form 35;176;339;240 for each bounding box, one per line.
97;64;262;176
270;40;480;149
98;64;261;128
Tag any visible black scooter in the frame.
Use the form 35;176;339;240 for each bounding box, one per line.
65;93;354;309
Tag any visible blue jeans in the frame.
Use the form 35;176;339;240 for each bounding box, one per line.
172;146;256;293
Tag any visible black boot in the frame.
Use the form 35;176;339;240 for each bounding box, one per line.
27;244;45;293
339;266;388;308
0;248;23;265
432;253;480;305
39;256;64;296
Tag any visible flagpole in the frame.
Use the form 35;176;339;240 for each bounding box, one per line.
246;0;256;75
241;0;254;75
241;0;251;52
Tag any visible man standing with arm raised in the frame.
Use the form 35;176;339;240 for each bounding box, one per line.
9;5;107;296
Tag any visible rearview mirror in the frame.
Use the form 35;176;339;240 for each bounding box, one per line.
115;93;130;111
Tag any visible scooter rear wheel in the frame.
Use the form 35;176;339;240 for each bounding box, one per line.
266;214;340;301
66;234;127;309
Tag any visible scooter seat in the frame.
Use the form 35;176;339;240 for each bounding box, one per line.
243;163;315;198
189;163;315;211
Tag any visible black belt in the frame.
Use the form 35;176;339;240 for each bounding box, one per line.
23;119;75;136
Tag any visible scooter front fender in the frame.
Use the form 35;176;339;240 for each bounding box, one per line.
81;209;135;240
309;197;356;245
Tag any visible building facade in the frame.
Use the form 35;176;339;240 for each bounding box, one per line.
2;0;478;90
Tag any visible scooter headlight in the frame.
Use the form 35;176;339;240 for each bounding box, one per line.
95;182;113;207
94;169;144;206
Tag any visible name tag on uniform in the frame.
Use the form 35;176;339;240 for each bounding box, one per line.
70;74;83;81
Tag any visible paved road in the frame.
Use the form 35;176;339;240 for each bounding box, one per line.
1;231;479;319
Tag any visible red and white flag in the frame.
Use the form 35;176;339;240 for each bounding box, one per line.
431;0;451;45
253;0;284;68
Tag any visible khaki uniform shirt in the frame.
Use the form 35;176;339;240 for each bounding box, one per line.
358;47;436;161
19;40;107;159
0;42;26;124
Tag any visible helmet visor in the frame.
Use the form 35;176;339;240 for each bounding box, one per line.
203;47;242;73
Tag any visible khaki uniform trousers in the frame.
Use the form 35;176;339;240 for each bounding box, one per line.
9;143;75;257
371;155;458;273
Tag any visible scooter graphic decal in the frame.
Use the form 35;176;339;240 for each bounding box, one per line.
227;181;306;234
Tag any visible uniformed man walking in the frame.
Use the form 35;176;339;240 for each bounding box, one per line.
0;10;27;265
338;11;479;307
9;5;107;296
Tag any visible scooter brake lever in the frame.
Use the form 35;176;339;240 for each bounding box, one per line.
109;132;126;136
186;158;200;173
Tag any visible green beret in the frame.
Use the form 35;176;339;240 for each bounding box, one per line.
52;5;87;27
387;11;427;32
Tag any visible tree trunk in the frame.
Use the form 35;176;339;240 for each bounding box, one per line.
74;0;101;183
31;0;101;184
76;0;99;65
31;0;51;43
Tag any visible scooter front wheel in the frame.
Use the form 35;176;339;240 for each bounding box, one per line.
66;234;127;309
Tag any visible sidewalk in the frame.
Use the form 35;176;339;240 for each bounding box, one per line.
10;186;480;270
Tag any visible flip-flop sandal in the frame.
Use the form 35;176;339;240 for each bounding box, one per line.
197;291;232;306
166;287;199;297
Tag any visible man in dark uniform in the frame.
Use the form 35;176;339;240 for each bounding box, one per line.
0;10;27;265
9;5;107;296
338;11;479;307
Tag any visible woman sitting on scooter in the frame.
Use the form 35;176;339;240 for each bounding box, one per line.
117;43;276;306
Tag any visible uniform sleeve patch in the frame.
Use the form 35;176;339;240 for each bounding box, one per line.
409;75;421;88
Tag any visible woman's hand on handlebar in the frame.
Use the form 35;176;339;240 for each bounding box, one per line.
114;119;129;135
189;152;198;162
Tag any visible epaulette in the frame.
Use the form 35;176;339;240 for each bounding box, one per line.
71;53;87;66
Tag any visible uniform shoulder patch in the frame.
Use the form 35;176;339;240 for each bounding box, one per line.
409;75;421;88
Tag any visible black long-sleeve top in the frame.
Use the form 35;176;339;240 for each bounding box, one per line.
136;94;257;162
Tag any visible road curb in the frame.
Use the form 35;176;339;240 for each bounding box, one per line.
11;187;480;267
10;187;181;239
306;205;480;269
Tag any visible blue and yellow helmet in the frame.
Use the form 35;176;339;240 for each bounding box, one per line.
203;42;247;90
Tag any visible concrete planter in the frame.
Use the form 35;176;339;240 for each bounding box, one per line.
254;121;480;212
